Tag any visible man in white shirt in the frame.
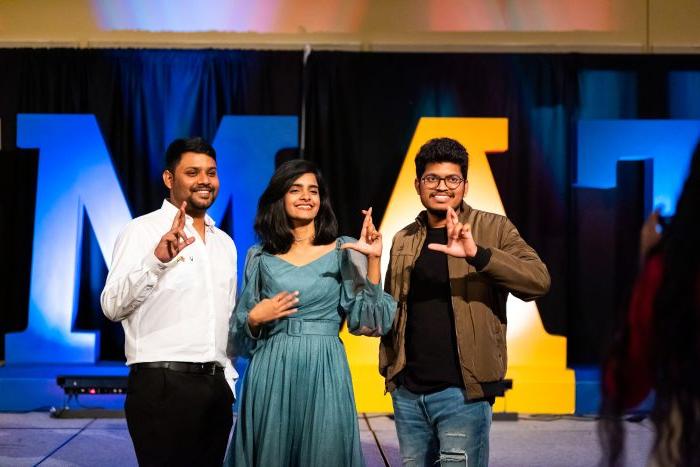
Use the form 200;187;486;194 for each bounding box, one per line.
101;137;237;467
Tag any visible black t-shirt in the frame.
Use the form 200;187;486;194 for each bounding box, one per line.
402;227;464;394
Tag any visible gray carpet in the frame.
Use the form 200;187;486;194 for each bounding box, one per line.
0;412;654;466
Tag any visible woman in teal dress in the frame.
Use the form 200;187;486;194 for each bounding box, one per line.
225;160;396;467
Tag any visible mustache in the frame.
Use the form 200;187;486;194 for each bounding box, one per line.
430;191;454;196
192;185;213;191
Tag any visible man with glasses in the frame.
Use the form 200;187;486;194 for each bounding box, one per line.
381;137;550;466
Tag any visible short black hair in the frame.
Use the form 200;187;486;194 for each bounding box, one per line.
165;137;216;172
254;159;338;254
415;137;468;179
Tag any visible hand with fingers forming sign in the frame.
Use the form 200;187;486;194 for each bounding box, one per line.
341;207;383;258
341;207;383;284
154;201;196;263
427;206;478;258
247;291;300;334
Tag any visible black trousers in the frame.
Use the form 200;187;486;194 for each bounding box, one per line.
125;367;234;467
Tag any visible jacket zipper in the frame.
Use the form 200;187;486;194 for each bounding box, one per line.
450;259;470;390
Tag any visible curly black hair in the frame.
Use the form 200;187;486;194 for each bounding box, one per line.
414;137;468;180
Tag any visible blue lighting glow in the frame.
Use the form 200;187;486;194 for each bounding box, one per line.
577;120;700;216
210;116;298;282
5;114;297;364
6;115;132;363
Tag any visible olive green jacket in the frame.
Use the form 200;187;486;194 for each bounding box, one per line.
380;202;551;399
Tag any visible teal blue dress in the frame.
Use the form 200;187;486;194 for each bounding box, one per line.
225;237;396;467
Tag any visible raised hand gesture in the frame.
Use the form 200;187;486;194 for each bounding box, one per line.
427;206;477;258
247;291;299;329
154;201;195;263
341;207;383;258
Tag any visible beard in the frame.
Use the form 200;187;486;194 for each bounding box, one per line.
187;196;214;210
424;194;462;220
185;187;217;212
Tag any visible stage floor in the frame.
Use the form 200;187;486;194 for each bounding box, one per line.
0;412;653;466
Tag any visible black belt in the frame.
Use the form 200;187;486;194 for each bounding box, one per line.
130;361;224;376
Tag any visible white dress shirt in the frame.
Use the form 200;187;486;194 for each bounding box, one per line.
101;200;238;391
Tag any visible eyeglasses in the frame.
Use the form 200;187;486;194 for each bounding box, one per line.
420;174;465;190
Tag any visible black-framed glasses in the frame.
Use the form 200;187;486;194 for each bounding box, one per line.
420;174;465;189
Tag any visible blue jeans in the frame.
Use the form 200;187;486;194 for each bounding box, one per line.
392;386;492;467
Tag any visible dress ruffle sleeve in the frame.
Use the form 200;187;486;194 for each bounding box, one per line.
337;236;397;337
228;245;264;359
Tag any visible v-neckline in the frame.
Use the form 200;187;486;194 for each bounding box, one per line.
268;244;338;268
